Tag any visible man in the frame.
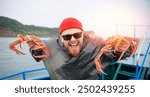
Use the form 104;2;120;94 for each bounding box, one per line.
9;17;139;80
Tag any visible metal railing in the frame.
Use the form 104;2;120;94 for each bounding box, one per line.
135;43;150;79
0;68;50;80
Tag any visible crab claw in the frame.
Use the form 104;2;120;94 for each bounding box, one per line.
17;34;26;49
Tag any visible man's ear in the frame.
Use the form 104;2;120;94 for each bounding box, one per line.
59;35;64;43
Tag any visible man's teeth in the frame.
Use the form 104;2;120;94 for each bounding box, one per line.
70;44;77;47
72;45;77;47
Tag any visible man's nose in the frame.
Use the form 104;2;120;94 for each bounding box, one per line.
70;36;76;41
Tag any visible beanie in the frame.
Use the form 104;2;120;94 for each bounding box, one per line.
59;17;83;34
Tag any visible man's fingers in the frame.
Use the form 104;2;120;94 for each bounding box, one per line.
33;55;46;59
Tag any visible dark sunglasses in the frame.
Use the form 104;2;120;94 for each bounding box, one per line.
61;32;82;41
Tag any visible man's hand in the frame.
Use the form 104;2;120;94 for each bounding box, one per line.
26;35;52;60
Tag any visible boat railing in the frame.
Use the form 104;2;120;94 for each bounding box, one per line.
135;43;150;79
0;68;50;80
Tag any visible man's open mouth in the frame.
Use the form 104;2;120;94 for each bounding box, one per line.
69;43;79;49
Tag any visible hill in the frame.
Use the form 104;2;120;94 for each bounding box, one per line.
0;16;58;37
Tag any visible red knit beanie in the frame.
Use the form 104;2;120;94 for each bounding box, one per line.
59;17;83;34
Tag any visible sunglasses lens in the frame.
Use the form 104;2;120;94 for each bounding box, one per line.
62;32;82;41
62;35;72;40
73;32;82;39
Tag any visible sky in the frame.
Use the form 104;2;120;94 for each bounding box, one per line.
0;0;150;38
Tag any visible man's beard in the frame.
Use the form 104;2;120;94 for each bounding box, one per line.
66;41;82;57
68;46;80;57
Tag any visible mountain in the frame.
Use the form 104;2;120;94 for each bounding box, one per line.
0;16;58;37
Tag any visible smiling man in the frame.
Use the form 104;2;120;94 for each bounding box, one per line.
24;17;139;80
60;29;83;57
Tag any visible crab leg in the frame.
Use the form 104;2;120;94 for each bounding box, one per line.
94;45;111;74
115;38;130;61
124;37;140;57
9;39;26;55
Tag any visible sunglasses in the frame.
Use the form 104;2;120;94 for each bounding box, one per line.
61;32;82;41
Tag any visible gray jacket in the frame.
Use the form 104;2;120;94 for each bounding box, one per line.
31;34;131;80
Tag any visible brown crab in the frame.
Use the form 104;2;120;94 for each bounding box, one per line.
9;34;51;60
94;35;140;74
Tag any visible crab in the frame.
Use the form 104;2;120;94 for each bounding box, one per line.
9;34;51;60
94;35;140;74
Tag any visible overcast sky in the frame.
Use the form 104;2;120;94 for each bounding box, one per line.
0;0;150;38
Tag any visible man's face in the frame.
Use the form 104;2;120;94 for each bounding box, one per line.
60;28;84;57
